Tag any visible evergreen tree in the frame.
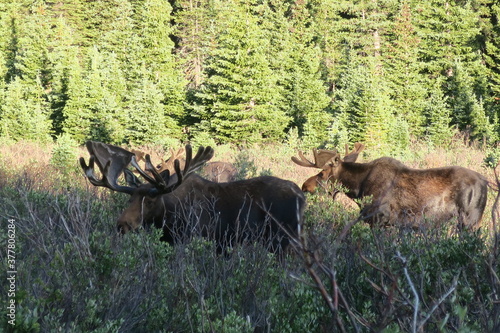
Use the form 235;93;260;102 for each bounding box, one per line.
384;1;427;136
413;0;484;78
125;75;168;145
5;2;52;88
0;77;52;142
333;58;371;144
446;62;494;141
478;0;500;132
133;0;186;135
172;0;220;89
81;0;135;47
193;0;289;144
257;1;331;146
424;81;454;146
47;15;81;137
333;56;395;150
63;47;127;144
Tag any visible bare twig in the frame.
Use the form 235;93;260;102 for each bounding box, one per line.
395;251;419;333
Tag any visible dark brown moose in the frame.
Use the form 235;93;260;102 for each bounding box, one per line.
80;141;305;253
292;143;488;229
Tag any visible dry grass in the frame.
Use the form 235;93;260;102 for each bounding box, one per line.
0;139;496;228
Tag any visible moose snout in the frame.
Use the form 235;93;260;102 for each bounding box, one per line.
302;176;318;193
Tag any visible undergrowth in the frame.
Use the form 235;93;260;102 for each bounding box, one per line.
0;141;498;332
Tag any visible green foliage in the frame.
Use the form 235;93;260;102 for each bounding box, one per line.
50;133;78;181
233;149;258;180
125;76;169;145
424;81;455;146
0;142;499;332
1;0;500;147
0;77;52;142
192;1;289;144
446;62;496;142
484;145;500;168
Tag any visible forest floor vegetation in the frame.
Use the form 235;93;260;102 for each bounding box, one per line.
0;139;499;332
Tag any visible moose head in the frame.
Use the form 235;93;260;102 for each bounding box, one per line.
292;143;365;194
80;141;214;233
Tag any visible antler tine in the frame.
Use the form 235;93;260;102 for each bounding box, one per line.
157;147;186;173
313;149;338;168
291;151;316;168
180;145;215;182
292;148;338;168
188;145;215;173
80;156;104;186
343;142;365;163
129;155;157;185
183;144;193;174
80;141;137;194
131;149;146;162
80;155;135;195
140;145;215;195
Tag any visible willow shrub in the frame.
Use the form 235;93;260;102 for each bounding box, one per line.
0;161;498;332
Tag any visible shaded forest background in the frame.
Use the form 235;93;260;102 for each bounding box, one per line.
1;0;500;153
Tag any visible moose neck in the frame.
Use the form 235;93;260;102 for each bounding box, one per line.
336;161;372;199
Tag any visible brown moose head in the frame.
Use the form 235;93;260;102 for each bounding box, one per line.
292;143;365;194
79;141;214;233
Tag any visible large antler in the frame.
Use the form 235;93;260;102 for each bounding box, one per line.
134;144;214;195
80;141;214;196
291;148;339;168
79;141;137;194
343;142;365;163
157;147;186;173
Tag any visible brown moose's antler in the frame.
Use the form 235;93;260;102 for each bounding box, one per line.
80;141;214;196
343;142;365;163
291;148;339;169
156;147;186;173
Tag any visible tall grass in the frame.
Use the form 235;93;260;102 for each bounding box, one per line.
0;140;498;332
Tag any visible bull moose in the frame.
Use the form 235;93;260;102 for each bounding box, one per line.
292;143;488;229
80;141;305;253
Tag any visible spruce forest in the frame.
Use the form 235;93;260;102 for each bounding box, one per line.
1;0;500;149
1;1;500;332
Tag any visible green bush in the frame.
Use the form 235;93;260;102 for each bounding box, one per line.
0;157;498;332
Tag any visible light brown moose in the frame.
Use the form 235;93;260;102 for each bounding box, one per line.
292;143;488;229
134;147;238;183
80;141;305;253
